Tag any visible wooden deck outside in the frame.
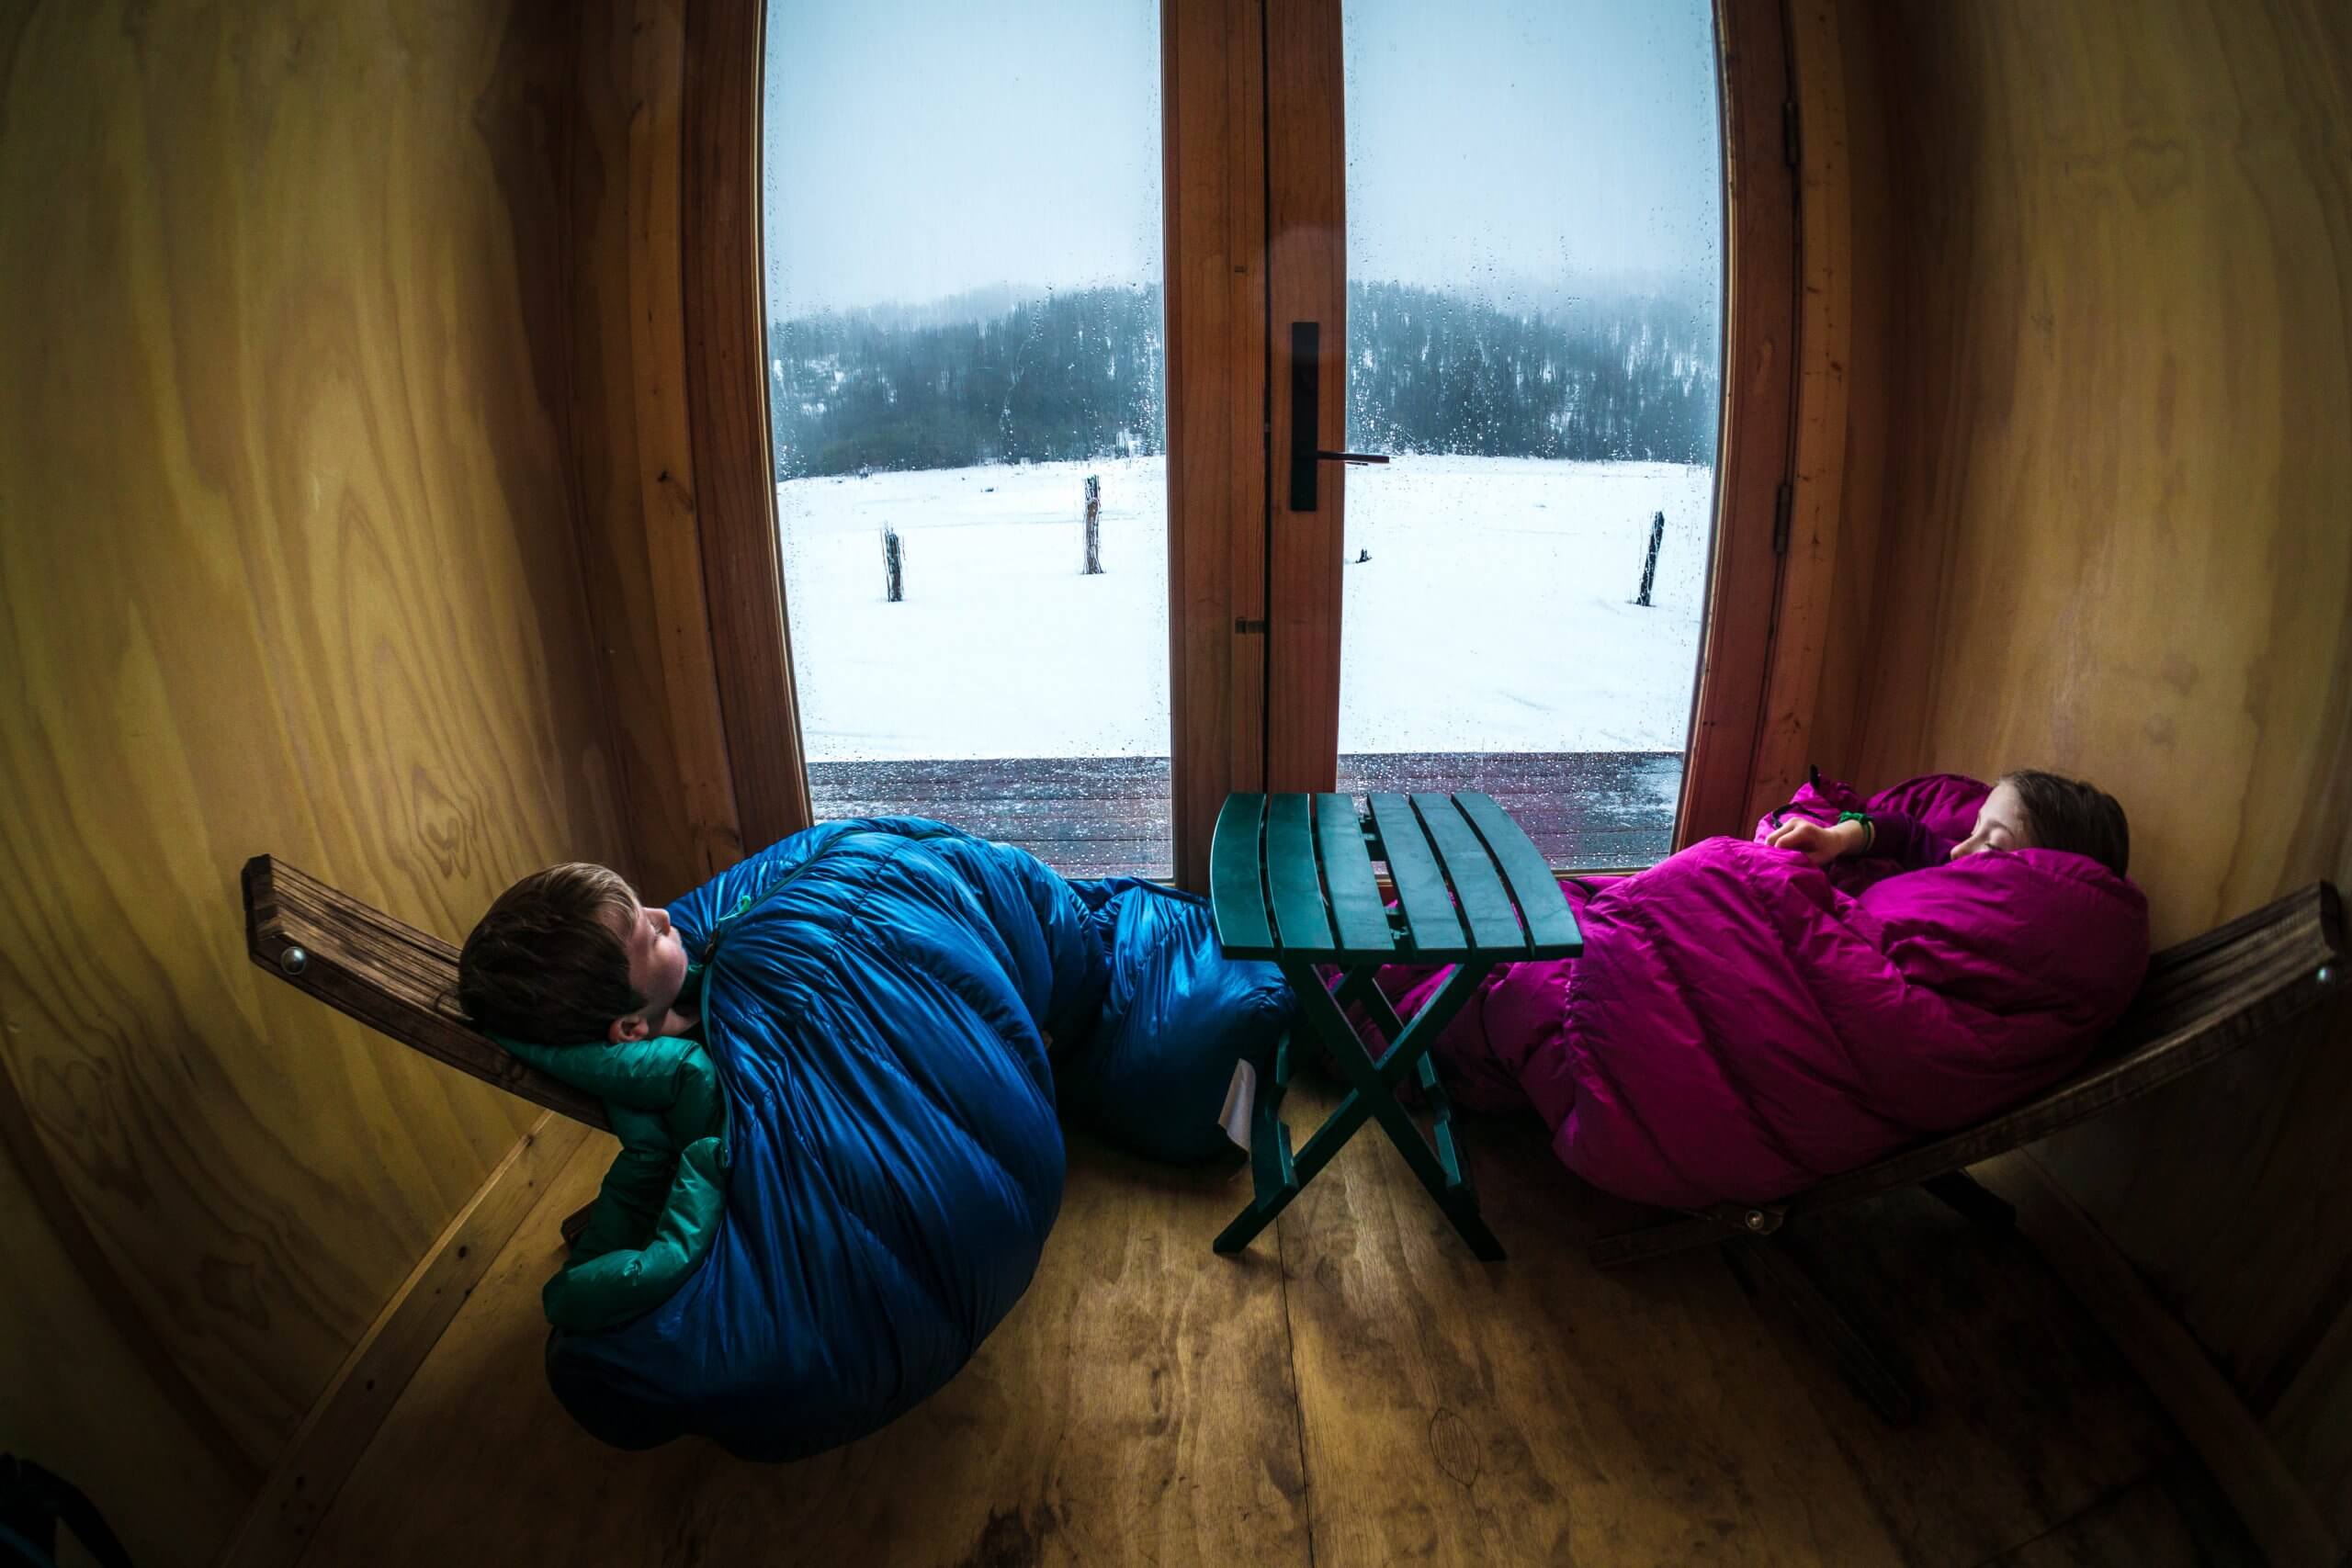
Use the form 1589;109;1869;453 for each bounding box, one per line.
809;750;1685;879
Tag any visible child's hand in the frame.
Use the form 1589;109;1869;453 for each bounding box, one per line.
1765;817;1866;865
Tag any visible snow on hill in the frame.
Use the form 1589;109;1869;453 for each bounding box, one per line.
776;455;1712;762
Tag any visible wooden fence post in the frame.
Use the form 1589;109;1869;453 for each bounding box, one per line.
1082;474;1102;574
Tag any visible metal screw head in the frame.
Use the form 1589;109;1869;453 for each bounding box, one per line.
1745;1210;1768;1231
278;945;309;976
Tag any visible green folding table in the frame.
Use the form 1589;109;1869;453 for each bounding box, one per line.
1209;791;1584;1260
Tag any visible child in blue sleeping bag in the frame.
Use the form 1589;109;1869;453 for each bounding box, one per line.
454;818;1291;1459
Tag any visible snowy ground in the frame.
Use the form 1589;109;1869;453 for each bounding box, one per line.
776;455;1713;762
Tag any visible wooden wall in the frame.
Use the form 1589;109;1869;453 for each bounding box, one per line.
1815;0;2352;1541
0;2;628;1562
563;0;741;904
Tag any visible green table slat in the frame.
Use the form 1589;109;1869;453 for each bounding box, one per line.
1367;793;1469;959
1315;794;1395;956
1453;791;1585;958
1264;794;1337;959
1410;793;1524;953
1209;793;1275;958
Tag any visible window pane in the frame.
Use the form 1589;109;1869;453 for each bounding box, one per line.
1339;0;1724;867
762;1;1170;877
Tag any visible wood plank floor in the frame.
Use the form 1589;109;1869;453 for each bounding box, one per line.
298;1079;2256;1568
809;750;1685;878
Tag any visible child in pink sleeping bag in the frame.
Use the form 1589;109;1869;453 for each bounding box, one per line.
1369;769;2149;1210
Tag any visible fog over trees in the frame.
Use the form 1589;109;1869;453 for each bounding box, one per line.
769;281;1720;479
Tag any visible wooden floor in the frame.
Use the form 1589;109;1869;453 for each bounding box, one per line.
299;1081;2257;1568
809;750;1685;878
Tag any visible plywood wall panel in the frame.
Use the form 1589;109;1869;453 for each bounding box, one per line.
1800;0;1892;780
1819;0;2352;1531
1840;3;2352;940
0;0;624;1555
0;1142;245;1568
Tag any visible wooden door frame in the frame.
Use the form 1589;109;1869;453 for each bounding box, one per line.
1679;0;1802;845
1163;0;1272;892
1263;0;1809;854
681;0;813;857
676;0;1802;883
1177;0;1804;875
1259;0;1347;807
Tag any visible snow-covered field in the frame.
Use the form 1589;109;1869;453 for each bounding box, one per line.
776;455;1713;762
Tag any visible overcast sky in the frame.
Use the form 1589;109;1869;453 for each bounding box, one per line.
761;0;1720;320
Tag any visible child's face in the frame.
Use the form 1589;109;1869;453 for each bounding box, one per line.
606;893;692;1040
1949;782;2034;861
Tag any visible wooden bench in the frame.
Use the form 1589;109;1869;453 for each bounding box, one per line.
243;853;609;1246
243;855;611;1130
1590;880;2344;1421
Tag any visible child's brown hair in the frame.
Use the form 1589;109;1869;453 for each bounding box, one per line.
2003;770;2132;878
457;863;645;1044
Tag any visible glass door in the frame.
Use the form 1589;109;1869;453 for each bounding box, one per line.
755;1;1733;882
1269;0;1725;868
762;1;1172;877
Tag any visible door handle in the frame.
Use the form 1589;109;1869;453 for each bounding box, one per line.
1288;321;1388;511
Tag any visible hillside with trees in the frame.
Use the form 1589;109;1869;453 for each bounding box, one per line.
768;281;1719;479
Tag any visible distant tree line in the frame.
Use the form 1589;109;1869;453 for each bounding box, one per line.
1344;283;1719;464
769;281;1719;479
769;288;1165;478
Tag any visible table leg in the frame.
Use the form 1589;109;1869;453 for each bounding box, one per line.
1214;973;1399;1255
1213;959;1505;1259
1336;969;1473;1194
1211;1085;1372;1254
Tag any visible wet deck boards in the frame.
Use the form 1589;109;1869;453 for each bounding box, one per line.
809;750;1683;877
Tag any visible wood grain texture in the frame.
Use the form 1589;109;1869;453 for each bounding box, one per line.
0;1;626;1558
2267;1271;2352;1545
682;0;812;857
1979;1457;2259;1568
243;856;611;1131
0;1128;245;1568
1817;0;2352;1540
1974;1153;2339;1568
1835;0;2352;933
1745;0;1851;825
295;1129;1311;1568
299;1089;2243;1568
565;0;744;901
1676;0;1801;846
1735;1182;2181;1568
1252;1079;2194;1568
218;1113;590;1568
1797;0;1894;780
1262;0;1347;798
0;1044;262;1488
1163;0;1269;894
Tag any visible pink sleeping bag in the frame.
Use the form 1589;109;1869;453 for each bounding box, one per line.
1377;773;2151;1208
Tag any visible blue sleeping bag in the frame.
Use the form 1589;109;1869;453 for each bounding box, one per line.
537;818;1291;1460
1062;877;1294;1164
545;818;1103;1459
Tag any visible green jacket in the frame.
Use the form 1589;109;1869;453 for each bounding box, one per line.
496;964;730;1332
